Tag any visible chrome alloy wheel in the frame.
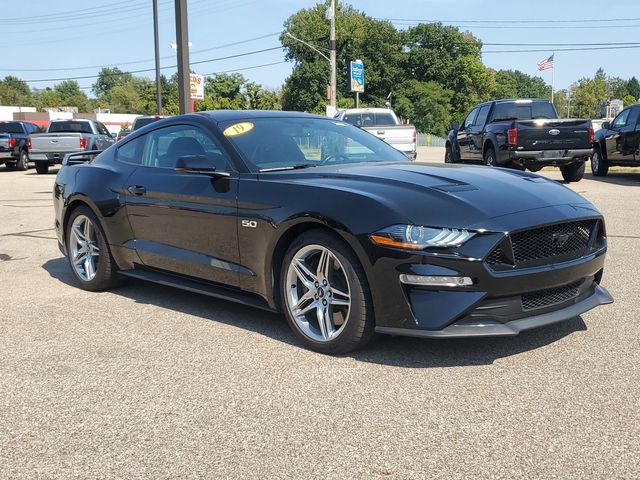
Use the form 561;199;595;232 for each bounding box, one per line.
285;244;351;342
69;215;100;281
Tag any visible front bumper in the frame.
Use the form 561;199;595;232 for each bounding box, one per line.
377;284;612;338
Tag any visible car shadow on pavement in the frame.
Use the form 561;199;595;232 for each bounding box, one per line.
583;171;640;185
43;257;587;368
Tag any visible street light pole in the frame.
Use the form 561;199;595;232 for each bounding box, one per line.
174;0;191;114
329;0;336;110
153;0;162;115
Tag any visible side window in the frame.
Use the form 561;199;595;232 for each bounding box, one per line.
474;105;491;127
116;135;145;165
141;125;229;171
625;107;639;128
96;122;110;136
463;108;479;129
612;109;629;129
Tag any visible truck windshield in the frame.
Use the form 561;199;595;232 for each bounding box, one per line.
49;121;93;134
0;123;23;134
491;102;557;122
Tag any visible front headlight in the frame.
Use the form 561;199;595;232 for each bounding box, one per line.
370;225;475;250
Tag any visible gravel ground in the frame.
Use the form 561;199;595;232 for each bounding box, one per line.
0;157;638;479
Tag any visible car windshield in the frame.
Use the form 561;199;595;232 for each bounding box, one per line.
48;121;93;134
221;117;409;170
491;102;557;121
0;123;23;134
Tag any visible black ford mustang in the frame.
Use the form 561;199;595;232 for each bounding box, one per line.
53;111;613;354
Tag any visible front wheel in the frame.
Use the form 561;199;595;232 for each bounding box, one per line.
560;161;585;182
591;149;609;177
444;144;454;163
35;162;49;174
280;230;374;354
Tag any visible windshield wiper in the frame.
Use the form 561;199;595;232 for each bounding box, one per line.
259;164;317;172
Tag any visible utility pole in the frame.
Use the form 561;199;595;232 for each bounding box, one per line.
329;0;336;110
174;0;191;114
152;0;162;115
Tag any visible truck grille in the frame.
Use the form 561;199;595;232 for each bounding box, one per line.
486;220;598;269
521;280;582;311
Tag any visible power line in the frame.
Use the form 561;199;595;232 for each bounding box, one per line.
382;16;640;24
0;32;281;72
388;20;640;29
21;46;284;83
483;45;640;53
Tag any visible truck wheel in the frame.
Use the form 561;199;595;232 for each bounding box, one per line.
560;161;585;182
483;147;497;167
591;149;609;177
444;144;454;163
4;162;16;171
17;150;29;171
35;162;49;174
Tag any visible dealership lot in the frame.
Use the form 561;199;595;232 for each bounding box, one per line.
1;158;638;478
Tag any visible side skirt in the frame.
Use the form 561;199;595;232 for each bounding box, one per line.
119;267;277;313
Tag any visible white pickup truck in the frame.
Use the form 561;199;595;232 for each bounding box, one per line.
334;108;417;160
30;119;115;174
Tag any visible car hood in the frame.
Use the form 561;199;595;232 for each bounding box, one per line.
272;162;596;229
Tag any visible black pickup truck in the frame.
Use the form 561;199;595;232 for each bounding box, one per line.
446;99;594;182
0;120;41;171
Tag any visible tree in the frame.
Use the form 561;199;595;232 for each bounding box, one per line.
54;80;91;112
493;70;551;100
0;76;32;105
394;80;453;136
627;77;640;101
32;88;63;110
281;60;328;112
92;67;134;97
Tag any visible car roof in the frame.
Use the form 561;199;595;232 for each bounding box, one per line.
200;110;328;123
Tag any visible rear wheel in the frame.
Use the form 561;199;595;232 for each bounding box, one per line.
35;162;49;174
560;161;585;182
4;162;16;171
591;148;609;177
17;150;29;171
280;230;374;354
483;147;497;167
66;206;122;291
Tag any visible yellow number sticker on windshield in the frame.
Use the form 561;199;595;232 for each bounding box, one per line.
223;122;254;137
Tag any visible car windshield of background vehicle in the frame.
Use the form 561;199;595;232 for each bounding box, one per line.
221;117;408;171
48;121;93;134
491;102;557;121
0;123;23;134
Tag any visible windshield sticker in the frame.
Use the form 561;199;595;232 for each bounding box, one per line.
223;122;254;137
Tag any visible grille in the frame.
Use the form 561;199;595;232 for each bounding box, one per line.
486;220;597;269
521;281;582;311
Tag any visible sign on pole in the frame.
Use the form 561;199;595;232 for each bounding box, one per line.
190;73;204;100
349;60;365;93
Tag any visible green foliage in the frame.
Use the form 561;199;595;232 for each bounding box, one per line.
0;76;33;105
627;77;640;100
493;70;551;100
54;80;91;112
622;94;637;107
394;80;453;136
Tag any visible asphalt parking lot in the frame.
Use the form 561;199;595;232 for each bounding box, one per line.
1;154;638;479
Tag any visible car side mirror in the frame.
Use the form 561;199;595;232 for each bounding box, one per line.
175;155;230;177
451;121;460;131
601;121;610;130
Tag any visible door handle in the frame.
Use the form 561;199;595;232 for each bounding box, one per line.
127;185;146;196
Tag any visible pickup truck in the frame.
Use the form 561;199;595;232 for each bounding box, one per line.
0;121;41;171
334;108;417;160
30;119;115;174
591;102;640;176
447;99;594;182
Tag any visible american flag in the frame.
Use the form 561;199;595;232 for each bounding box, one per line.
538;54;554;71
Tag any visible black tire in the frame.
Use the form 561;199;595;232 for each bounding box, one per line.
4;162;16;170
280;230;375;354
591;148;609;177
483;147;497;167
560;161;585;182
65;205;123;291
17;150;29;171
35;162;49;174
444;144;454;163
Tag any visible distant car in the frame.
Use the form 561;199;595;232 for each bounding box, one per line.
30;119;116;174
132;115;164;131
334;108;417;160
447;99;594;182
591;103;640;176
0;120;41;171
116;130;131;142
53;110;612;354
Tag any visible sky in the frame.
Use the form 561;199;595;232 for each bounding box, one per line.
4;0;640;96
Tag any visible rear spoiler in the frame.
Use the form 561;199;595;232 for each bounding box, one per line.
62;150;104;166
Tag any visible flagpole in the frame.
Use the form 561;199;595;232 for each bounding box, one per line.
551;52;555;104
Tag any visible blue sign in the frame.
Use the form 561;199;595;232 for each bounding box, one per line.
350;60;365;93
